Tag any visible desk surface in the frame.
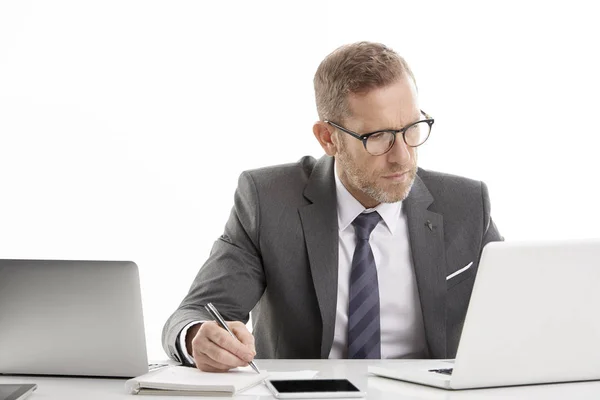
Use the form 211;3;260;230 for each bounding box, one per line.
2;359;600;399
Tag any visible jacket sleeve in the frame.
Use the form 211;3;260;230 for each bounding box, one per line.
481;181;503;249
161;171;266;362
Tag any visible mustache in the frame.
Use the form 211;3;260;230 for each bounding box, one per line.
384;164;417;174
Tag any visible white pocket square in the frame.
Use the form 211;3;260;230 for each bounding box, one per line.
446;262;473;281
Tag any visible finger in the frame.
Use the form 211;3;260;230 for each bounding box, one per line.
228;321;256;355
206;330;254;365
192;324;248;368
197;336;248;369
195;363;229;373
204;324;255;362
193;349;234;372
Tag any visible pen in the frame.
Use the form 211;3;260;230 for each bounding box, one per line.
204;302;260;374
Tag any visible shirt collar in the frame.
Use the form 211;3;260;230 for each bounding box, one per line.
334;161;403;234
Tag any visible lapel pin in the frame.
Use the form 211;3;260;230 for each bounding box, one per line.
425;220;434;231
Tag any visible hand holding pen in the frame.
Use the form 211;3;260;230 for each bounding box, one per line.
204;303;260;373
185;303;259;373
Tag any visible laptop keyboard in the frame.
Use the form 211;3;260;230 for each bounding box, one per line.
429;368;453;375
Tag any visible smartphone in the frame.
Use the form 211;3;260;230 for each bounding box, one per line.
265;379;365;398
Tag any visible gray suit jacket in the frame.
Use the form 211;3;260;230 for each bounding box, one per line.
162;155;502;362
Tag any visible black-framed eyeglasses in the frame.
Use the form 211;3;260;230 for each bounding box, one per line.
325;110;434;156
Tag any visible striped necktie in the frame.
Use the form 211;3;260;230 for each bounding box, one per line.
347;211;382;359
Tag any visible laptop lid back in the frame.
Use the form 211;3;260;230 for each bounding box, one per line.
0;259;148;378
451;240;600;389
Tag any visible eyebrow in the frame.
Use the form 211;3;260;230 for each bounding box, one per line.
363;114;422;133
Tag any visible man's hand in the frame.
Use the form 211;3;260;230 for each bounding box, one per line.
186;321;256;372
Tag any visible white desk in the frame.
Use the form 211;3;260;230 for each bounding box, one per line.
2;359;600;399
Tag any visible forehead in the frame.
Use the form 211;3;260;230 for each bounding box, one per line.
346;77;419;131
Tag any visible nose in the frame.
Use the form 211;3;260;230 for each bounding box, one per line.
386;135;412;164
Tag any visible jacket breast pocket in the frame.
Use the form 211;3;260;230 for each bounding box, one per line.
446;261;476;289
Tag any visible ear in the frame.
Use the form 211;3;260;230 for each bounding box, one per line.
313;121;338;156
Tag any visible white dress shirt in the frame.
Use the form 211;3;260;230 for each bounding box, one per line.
328;166;427;359
179;321;199;364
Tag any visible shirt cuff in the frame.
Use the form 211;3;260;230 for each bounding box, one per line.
178;321;204;366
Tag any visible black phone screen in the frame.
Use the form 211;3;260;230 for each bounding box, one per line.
269;379;360;393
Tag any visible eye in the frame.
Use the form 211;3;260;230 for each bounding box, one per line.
368;131;392;141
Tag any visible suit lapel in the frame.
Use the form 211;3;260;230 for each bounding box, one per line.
298;156;339;358
297;160;447;358
404;173;447;358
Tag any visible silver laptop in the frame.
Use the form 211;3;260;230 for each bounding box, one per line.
0;260;148;378
369;240;600;389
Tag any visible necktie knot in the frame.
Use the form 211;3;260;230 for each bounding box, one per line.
352;212;382;240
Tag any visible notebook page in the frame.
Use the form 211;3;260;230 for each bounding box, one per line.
126;365;269;394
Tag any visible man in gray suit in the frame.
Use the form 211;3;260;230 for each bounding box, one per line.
162;41;502;372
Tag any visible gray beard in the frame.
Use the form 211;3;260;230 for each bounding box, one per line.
353;166;417;203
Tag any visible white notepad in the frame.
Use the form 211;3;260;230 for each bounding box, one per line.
125;365;269;396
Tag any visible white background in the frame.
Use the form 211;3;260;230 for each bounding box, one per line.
1;0;599;360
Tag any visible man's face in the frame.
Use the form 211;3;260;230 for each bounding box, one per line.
333;77;420;208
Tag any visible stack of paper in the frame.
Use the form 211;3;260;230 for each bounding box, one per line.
126;365;269;396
